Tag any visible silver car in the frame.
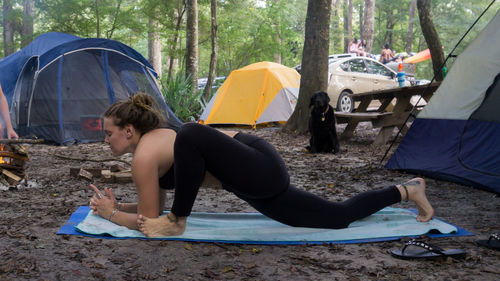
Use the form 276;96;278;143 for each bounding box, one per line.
327;57;410;112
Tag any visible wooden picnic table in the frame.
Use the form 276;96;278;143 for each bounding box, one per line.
335;81;441;145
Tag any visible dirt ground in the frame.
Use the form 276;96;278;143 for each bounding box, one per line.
0;124;499;281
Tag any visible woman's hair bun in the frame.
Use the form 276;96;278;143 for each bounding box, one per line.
131;92;153;112
104;92;164;134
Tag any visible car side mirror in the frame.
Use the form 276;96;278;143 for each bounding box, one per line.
390;72;396;79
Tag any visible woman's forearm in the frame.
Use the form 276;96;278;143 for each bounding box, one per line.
118;202;138;213
107;209;141;230
118;189;166;216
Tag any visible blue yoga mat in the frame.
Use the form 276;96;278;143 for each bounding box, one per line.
57;206;472;245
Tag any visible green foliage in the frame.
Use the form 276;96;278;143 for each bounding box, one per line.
414;0;498;79
0;0;497;124
3;0;499;83
374;0;413;52
161;73;208;122
369;0;499;80
203;0;307;76
0;0;25;55
35;0;146;45
330;2;344;54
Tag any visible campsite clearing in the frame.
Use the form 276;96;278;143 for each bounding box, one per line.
0;124;498;280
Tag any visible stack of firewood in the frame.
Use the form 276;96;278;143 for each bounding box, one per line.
0;144;29;186
70;164;133;184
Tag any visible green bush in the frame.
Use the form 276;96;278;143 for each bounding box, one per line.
161;73;210;122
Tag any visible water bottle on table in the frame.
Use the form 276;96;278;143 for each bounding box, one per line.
397;63;406;87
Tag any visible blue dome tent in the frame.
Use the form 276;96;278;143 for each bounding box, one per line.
0;32;181;144
385;11;500;193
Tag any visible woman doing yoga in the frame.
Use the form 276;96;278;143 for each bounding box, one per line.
89;93;434;237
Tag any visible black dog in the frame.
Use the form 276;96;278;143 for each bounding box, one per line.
307;91;340;154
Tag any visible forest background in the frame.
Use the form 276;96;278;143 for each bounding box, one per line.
1;0;499;122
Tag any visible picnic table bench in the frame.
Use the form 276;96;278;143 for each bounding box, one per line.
335;82;441;145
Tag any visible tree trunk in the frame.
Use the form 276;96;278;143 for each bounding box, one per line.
343;0;353;53
406;0;417;53
106;0;123;39
203;0;218;100
21;0;34;48
274;34;282;64
417;0;445;81
95;0;100;38
167;2;185;83
148;19;162;78
331;0;341;53
270;0;282;64
185;0;199;94
383;9;394;48
3;0;15;56
361;0;375;53
358;3;363;39
283;0;332;133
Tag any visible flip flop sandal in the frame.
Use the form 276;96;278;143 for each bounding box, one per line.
391;239;466;260
476;233;500;251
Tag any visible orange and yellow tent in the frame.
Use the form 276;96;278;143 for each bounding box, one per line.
199;62;300;126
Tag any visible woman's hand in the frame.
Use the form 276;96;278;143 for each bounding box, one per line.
6;127;18;139
89;184;117;219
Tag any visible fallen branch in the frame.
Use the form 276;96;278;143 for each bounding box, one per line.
53;153;131;166
0;139;44;144
0;151;29;161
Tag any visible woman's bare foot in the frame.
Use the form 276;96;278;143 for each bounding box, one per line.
137;213;186;237
397;178;434;222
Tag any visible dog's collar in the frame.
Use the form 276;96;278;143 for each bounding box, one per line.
321;106;329;121
323;105;329;115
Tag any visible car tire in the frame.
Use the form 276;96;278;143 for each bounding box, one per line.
337;91;354;112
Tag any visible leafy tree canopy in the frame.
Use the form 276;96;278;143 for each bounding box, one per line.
1;0;498;80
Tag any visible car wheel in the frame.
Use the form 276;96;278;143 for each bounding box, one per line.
337;91;353;112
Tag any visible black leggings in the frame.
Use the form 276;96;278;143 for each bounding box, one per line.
171;123;401;229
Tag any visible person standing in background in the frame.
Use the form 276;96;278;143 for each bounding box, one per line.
358;39;367;57
348;38;362;56
380;44;395;64
0;84;19;139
